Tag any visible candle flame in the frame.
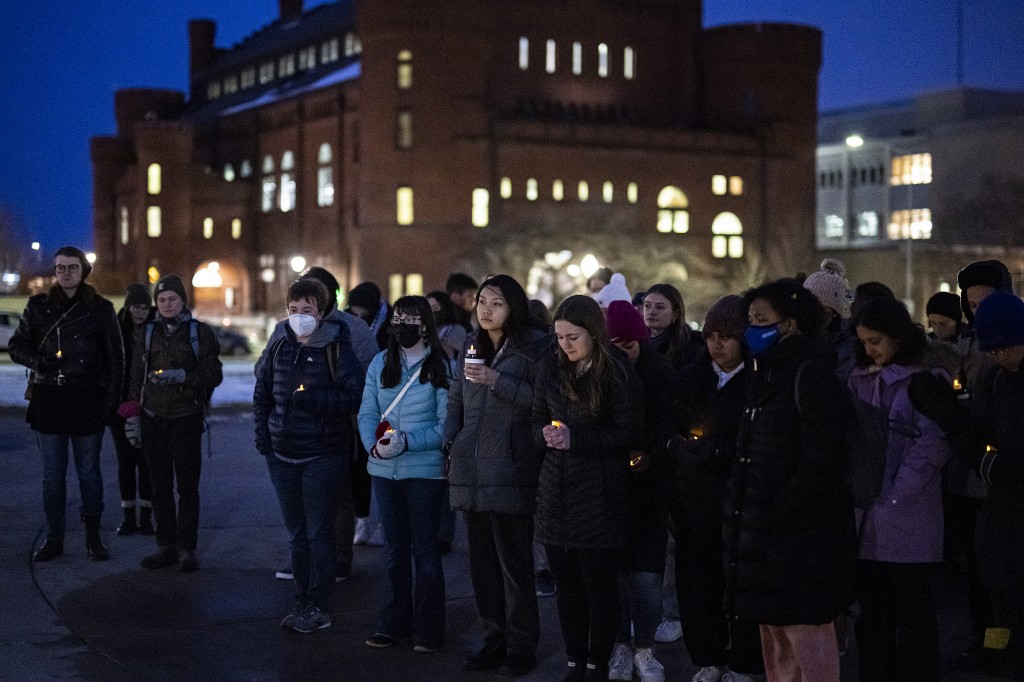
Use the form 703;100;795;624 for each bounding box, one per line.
551;420;563;428
297;384;305;391
56;350;62;358
953;378;963;391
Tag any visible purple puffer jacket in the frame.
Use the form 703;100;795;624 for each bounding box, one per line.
848;363;951;563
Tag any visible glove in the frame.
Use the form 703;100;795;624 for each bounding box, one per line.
37;354;63;374
907;372;961;431
149;368;187;385
373;430;407;459
117;400;142;419
125;416;142;448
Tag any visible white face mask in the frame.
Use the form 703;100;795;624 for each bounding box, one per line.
288;313;319;338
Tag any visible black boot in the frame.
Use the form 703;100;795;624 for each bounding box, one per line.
84;515;110;561
561;658;587;682
32;539;64;562
117;505;137;536
137;505;155;535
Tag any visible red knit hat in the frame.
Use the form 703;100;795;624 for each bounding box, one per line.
605;300;650;344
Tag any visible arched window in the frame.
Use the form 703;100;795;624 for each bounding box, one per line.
657;186;688;233
318;143;334;207
712;212;743;258
397;50;413;89
281;151;294;171
147;163;161;195
223;163;235;182
472;188;489;227
239;159;252;177
262;155;275;173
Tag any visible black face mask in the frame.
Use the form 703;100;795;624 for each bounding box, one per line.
391;324;422;348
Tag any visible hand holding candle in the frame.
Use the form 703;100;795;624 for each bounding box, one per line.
543;420;571;450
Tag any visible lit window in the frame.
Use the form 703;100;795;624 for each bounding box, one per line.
280;173;296;212
224;75;238;94
824;214;845;239
147;206;162;238
624;47;635;80
389;273;423;300
120;206;129;245
396;110;413;149
241;69;255;89
299;46;316;70
627;182;638;204
397;187;414;225
318;143;332;164
240;159;252;177
406;274;423;296
712;175;727;196
603;181;613;203
397;50;413;89
552;180;564;201
320;38;339;64
259;61;274;83
207;81;221;99
572;42;582;75
729;176;744;196
353;36;362;54
857;211;879;237
345;33;356;57
526;179;539;201
500;177;512;199
711;212;743;259
472;188;489;227
578;181;589;202
231;218;242;240
203;217;213;240
318;143;334;207
598;43;609;78
389;274;403;302
546;40;556;74
891;153;932;185
147;164;162;195
281;151;295;171
279;54;296;77
888;208;932;240
262;177;276;213
656;186;688;233
224;164;235;182
519;37;529;70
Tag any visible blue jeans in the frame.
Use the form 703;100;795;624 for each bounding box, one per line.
266;455;345;610
38;431;105;541
372;476;446;646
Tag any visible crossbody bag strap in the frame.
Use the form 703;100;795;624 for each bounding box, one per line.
381;367;422;421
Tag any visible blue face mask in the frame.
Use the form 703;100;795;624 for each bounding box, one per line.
745;323;780;357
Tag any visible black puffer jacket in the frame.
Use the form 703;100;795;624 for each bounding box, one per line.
531;352;644;548
724;334;857;626
445;327;553;514
254;320;363;459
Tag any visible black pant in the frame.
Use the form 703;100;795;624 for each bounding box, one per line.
350;438;371;517
545;544;621;665
143;412;203;551
112;416;152;503
465;511;539;656
856;560;940;682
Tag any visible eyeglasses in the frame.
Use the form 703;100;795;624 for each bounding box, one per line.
987;346;1016;356
392;315;422;325
55;264;81;273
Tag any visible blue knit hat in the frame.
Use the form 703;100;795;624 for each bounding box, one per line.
974;290;1024;352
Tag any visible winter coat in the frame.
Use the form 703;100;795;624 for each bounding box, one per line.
849;363;951;563
255;308;377;377
116;306;153;401
358;350;449;480
9;285;124;434
128;313;223;419
531;352;644;549
724;334;857;626
253;320;363;460
950;329;999;497
444;327;553;514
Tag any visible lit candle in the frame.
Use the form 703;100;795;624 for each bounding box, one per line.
551;420;563;429
953;378;962;391
55;350;62;359
296;384;305;392
464;344;484;366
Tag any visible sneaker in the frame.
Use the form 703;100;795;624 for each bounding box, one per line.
32;539;64;562
654;618;682;643
353;517;371;545
690;666;727;682
413;642;440;654
288;605;331;633
464;638;507;671
498;652;537;677
722;672;766;682
280;600;309;629
535;569;557;597
275;566;294;580
365;633;402;648
608;643;634;681
633;648;666;682
178;550;199;572
140;546;179;569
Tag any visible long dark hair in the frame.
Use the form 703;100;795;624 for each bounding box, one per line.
852;297;927;367
381;295;450;389
644;282;692;366
472;274;542;365
553;294;623;416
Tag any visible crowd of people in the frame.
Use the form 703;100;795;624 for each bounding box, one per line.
11;247;1024;682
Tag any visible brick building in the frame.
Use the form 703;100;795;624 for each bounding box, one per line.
92;0;823;318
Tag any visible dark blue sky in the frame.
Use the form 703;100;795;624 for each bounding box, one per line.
1;0;1022;254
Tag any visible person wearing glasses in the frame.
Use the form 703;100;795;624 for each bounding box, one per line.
10;246;124;562
357;296;451;653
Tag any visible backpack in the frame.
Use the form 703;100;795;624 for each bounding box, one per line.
268;335;342;388
794;360;889;508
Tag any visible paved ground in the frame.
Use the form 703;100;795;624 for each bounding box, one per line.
0;361;1013;681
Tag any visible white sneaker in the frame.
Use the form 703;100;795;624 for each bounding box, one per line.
690;666;727;682
654;619;682;643
633;648;666;682
353;517;370;545
722;672;766;682
608;643;634;681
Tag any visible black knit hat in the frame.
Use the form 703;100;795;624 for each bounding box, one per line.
154;274;187;306
957;260;1012;322
925;292;962;322
124;283;152;308
347;282;381;311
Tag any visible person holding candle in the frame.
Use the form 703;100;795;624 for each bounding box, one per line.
444;274;552;677
10;245;124;562
532;294;643;682
254;278;363;633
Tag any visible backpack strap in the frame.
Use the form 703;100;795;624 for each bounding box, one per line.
189;319;200;359
326;341;340;388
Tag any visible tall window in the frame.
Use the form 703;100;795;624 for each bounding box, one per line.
261;154;276;213
231;218;242;240
472;188;489;227
390;273;423;300
712;175;727;196
224;163;235;182
578;181;589;202
657;186;689;233
627;182;638;204
345;33;357;57
147;163;161;195
240;159;252;178
207;81;221;100
500;177;512;199
526;178;539;201
396;110;413;149
147;206;162;238
279;54;295;77
299;46;316;70
624;47;635;80
259;61;274;83
241;68;256;89
317;143;334;207
518;37;529;70
279;151;295;212
603;181;613;203
224;75;238;94
203;217;213;240
120;206;130;245
729;176;744;195
857;211;879;238
552;179;564;201
546;40;556;74
888;208;932;239
598;43;609;78
397;187;414;225
891;153;932;185
572;42;582;75
711;212;743;258
397;50;413;89
321;38;339;64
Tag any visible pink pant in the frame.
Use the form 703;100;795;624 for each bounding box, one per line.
759;622;840;682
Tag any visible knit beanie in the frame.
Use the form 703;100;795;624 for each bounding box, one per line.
957;260;1013;322
154;275;187;305
802;258;853;319
703;295;747;339
605;300;649;344
347;282;382;311
593;273;632;309
974;290;1024;352
124;283;152;308
925;292;962;323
